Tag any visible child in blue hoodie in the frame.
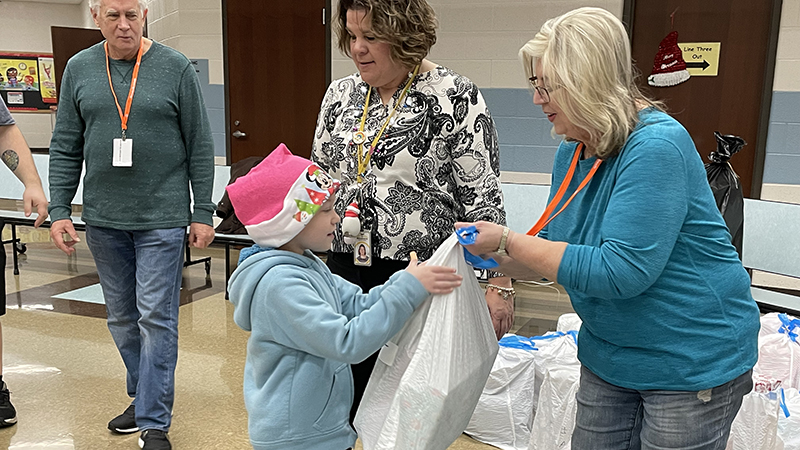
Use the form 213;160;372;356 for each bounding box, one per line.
226;144;463;450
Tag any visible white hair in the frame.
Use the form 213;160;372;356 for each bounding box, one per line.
89;0;148;14
519;7;662;159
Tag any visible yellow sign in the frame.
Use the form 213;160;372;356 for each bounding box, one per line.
679;42;721;76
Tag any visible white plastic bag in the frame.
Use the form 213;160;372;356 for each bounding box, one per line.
755;333;800;390
760;312;800;340
778;388;800;450
465;337;537;450
726;391;785;450
354;234;499;450
556;313;582;333
529;333;581;450
529;331;579;422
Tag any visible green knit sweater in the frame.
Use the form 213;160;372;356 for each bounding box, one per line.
49;41;214;230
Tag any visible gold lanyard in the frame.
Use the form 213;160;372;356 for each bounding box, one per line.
355;65;420;182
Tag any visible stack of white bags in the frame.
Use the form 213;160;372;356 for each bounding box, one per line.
354;235;499;450
464;335;537;450
465;313;583;450
727;312;800;450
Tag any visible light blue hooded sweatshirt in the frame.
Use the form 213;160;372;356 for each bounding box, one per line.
228;246;430;450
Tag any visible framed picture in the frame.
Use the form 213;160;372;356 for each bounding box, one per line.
0;52;57;111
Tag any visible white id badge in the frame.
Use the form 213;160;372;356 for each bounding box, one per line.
353;232;372;267
378;340;399;366
113;138;133;167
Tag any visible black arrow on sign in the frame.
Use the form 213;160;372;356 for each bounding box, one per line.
686;60;710;70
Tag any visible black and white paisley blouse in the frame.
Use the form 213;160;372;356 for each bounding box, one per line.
311;65;506;262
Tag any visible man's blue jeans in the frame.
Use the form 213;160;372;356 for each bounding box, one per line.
571;366;752;450
86;225;186;432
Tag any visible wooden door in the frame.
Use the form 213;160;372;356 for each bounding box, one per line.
223;0;329;163
627;0;781;197
51;26;105;101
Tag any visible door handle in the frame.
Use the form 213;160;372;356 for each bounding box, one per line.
232;130;247;138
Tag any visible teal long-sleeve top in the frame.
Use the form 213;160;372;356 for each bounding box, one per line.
48;41;214;230
542;108;759;391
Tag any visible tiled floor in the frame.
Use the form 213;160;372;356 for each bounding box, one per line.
2;226;573;449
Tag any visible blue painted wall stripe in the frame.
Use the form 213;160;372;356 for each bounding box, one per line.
194;75;800;186
765;91;800;184
486;88;800;185
483;88;561;174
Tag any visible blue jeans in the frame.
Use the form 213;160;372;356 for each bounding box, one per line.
85;225;186;432
571;366;752;450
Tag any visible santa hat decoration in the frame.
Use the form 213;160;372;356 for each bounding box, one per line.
341;202;360;245
647;31;690;87
226;143;339;248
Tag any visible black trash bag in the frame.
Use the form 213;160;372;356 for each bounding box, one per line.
215;156;264;234
705;131;745;259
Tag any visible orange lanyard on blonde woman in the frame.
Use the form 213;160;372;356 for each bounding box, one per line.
104;39;144;140
355;65;420;182
527;142;603;236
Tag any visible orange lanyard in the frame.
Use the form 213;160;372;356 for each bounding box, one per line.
527;142;603;236
356;65;420;182
104;39;144;140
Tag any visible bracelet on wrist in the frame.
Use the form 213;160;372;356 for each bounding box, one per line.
495;226;510;256
486;283;515;300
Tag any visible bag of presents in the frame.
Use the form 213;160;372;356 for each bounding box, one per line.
556;313;582;333
755;313;800;390
354;234;499;450
726;376;788;450
778;388;800;449
528;331;580;450
706;131;746;258
465;335;538;450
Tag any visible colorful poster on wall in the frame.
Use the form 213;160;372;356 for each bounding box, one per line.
37;56;57;103
0;57;39;91
0;52;56;110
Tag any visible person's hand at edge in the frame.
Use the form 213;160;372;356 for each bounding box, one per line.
50;219;79;255
22;184;48;227
405;252;463;295
188;222;215;249
455;221;505;256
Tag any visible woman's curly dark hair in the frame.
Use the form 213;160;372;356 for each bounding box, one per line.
335;0;438;69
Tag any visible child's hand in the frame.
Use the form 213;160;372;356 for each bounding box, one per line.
405;252;462;294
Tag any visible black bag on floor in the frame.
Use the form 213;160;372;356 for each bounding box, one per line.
705;131;745;259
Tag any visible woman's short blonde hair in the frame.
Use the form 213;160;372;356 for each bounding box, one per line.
519;7;661;159
335;0;437;70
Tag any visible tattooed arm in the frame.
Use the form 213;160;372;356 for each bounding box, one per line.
0;123;48;227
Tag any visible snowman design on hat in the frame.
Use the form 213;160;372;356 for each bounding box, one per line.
293;186;330;225
225;143;341;249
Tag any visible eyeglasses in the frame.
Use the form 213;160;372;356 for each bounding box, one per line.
528;76;552;103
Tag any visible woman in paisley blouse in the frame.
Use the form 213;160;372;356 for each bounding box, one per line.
311;0;513;424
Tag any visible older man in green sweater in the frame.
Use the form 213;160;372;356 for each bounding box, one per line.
48;0;214;448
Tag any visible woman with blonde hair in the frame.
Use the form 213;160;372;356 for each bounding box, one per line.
458;7;759;449
311;0;513;425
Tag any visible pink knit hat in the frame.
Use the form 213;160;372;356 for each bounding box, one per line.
226;143;340;248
